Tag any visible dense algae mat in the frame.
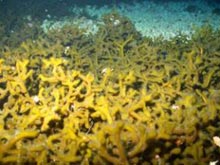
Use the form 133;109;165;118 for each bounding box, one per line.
0;13;220;164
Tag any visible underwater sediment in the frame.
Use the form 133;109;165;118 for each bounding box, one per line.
0;12;220;164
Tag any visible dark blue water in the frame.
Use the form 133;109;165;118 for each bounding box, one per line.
1;0;219;20
1;0;220;42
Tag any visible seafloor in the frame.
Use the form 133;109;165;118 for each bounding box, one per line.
0;0;220;164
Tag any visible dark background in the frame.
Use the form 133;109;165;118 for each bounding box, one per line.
0;0;219;26
0;0;219;20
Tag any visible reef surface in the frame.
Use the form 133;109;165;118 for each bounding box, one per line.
0;9;220;164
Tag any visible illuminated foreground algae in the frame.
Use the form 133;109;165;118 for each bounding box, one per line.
0;13;220;164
